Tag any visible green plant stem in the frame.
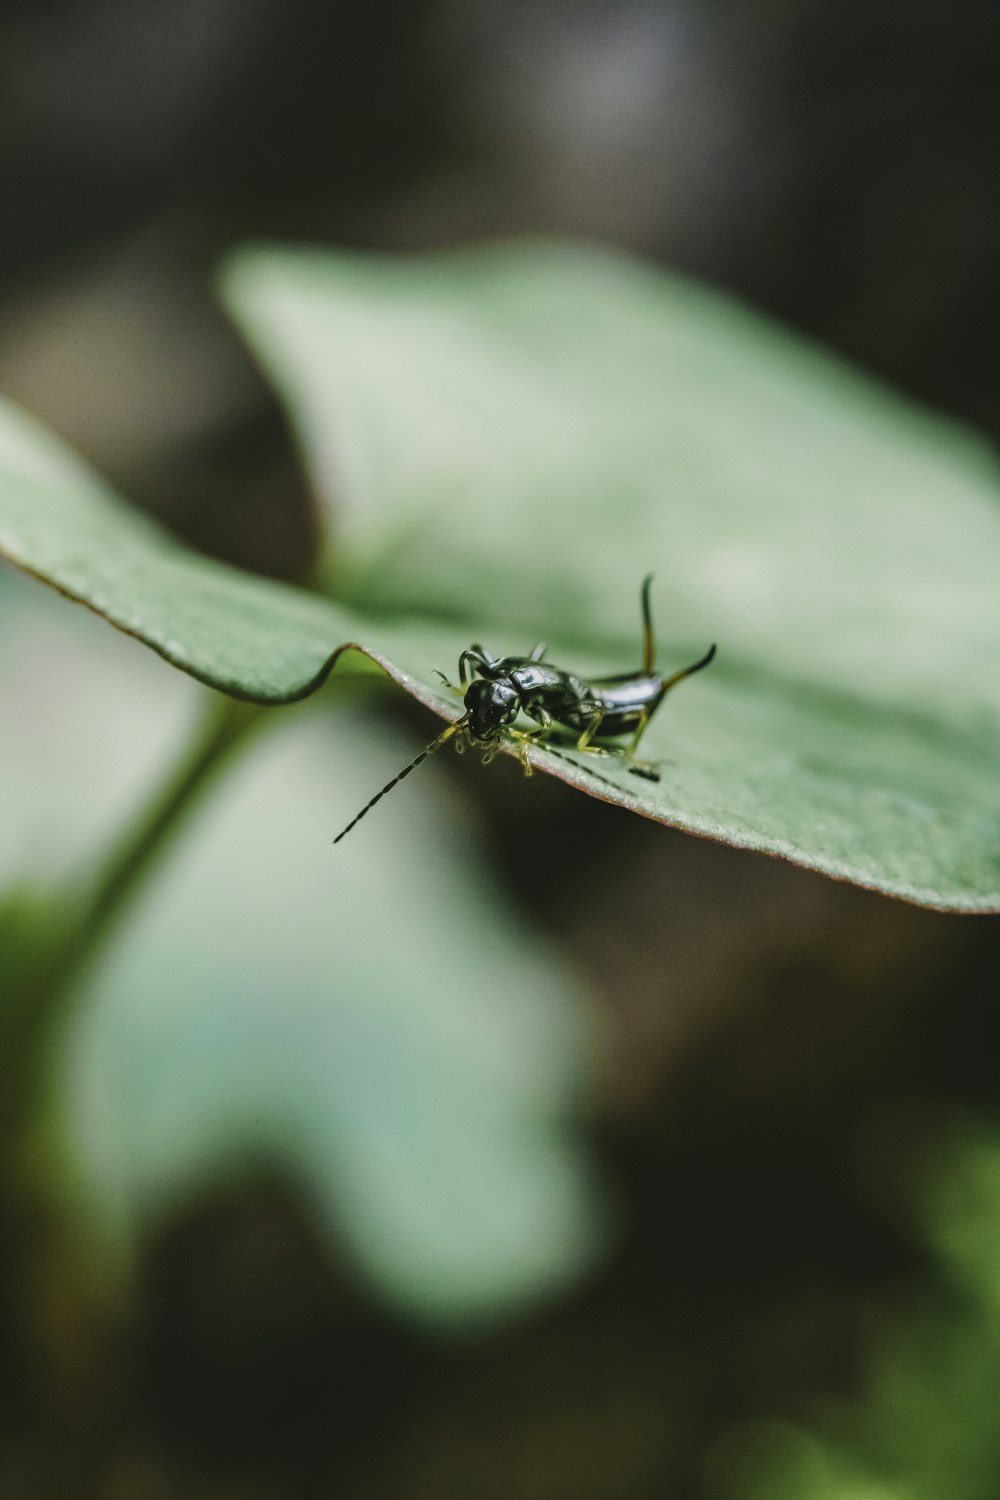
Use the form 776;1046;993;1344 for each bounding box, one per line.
0;692;269;1444
13;691;268;1114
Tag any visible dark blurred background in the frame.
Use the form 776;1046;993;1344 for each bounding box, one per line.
2;2;1000;1495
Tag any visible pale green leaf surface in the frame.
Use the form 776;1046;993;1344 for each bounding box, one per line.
0;566;202;888
221;242;1000;736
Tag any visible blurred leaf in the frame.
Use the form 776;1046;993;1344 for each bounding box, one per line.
0;576;599;1325
920;1119;1000;1311
61;702;602;1327
704;1421;907;1500
711;1114;1000;1500
2;239;1000;909
0;888;69;1038
0;566;202;890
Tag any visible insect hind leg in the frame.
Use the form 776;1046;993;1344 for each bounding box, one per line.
574;707;628;762
459;645;493;686
575;705;605;753
624;705;661;781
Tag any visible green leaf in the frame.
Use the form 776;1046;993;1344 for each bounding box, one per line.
2;242;1000;909
0;397;352;704
221;241;1000;912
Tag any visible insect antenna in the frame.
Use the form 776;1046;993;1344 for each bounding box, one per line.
333;719;467;844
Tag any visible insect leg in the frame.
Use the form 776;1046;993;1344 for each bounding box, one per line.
627;642;717;780
524;700;553;731
575;706;606;752
506;729;539;776
459;645;492;685
569;703;626;760
625;708;661;781
509;704;559;775
528;641;547;662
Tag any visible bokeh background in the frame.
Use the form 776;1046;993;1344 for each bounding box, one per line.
2;2;1000;1496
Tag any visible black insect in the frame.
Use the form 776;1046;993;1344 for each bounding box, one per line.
333;576;715;843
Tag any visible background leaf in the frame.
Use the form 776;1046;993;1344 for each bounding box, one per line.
0;572;601;1327
61;701;602;1327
